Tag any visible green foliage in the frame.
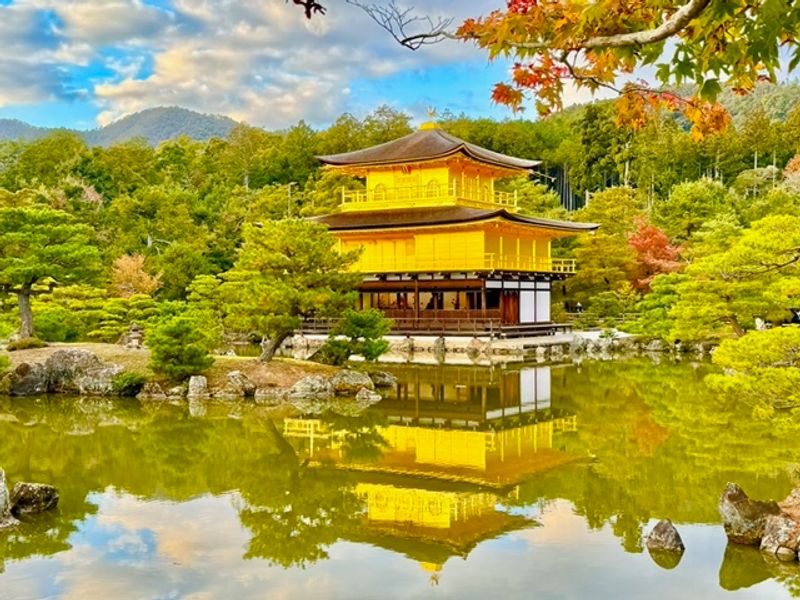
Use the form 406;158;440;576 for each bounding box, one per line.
632;273;688;341
0;354;9;378
33;307;84;342
317;309;392;365
222;220;360;360
111;372;148;397
147;312;218;381
708;327;800;416
655;178;728;240
6;337;47;351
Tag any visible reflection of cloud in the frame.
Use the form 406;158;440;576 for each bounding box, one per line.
0;492;792;599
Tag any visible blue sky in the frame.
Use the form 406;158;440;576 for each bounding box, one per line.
0;0;533;130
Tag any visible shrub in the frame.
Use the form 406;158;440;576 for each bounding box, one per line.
147;313;217;381
111;372;148;397
0;354;9;377
6;337;48;351
317;309;392;366
33;307;84;342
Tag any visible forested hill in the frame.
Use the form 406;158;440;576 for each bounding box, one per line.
0;107;239;147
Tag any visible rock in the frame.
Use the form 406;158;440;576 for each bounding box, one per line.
10;482;59;516
760;513;800;560
187;375;209;400
370;371;397;388
646;519;685;552
45;349;124;395
137;382;167;401
719;483;780;545
0;469;18;529
7;362;49;396
355;387;382;403
166;385;187;400
226;371;256;397
287;375;334;402
646;339;665;353
330;369;374;396
254;387;288;406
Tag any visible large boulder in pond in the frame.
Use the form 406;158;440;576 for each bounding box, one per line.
646;519;685;552
10;482;59;516
7;362;49;396
287;375;334;402
330;369;374;396
45;349;123;395
760;514;800;561
719;483;780;545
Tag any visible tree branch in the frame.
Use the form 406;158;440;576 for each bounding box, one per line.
345;0;455;50
512;0;712;51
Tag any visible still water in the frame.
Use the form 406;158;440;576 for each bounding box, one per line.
0;360;798;600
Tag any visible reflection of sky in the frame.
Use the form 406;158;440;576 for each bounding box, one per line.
0;493;792;600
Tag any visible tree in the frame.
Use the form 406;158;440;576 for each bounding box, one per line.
147;311;218;381
222;220;361;362
316;309;392;365
707;327;800;418
110;254;162;298
655;178;728;240
670;214;800;341
332;1;797;138
627;219;682;293
0;207;102;338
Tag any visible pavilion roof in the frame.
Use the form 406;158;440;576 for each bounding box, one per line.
317;128;541;171
312;206;598;233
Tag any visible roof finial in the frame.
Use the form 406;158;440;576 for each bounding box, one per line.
420;106;440;130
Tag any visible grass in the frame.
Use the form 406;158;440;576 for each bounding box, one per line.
1;342;336;389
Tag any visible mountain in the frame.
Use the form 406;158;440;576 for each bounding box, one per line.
0;107;240;147
0;119;55;142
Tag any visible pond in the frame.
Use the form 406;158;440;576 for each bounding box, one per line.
1;359;798;599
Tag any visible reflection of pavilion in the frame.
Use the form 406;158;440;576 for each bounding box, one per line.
283;365;577;578
284;365;578;487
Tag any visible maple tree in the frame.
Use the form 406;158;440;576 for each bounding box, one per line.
627;219;683;293
312;1;800;139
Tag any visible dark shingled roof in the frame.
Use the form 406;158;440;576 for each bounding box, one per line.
311;207;598;233
317;128;540;171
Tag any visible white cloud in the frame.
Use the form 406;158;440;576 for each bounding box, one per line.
0;0;509;126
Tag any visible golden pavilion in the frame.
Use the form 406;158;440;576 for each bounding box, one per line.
314;123;598;334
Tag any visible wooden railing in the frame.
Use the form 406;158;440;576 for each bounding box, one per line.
355;254;576;274
340;181;518;211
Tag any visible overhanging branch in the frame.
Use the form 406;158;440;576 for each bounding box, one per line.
345;0;455;50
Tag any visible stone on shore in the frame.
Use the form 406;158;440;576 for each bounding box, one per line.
330;369;374;396
287;375;334;402
254;387;288;406
719;483;781;545
370;371;397;388
137;382;167;401
646;519;685;552
45;349;123;395
226;371;256;397
355;387;382;404
9;482;59;516
7;362;49;396
187;375;210;400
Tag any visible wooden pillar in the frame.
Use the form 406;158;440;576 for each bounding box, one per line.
414;277;420;327
481;283;487;320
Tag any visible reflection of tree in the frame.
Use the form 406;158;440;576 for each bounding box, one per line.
319;411;389;464
238;420;363;568
520;360;799;565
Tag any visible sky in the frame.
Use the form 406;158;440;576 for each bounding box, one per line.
0;0;603;131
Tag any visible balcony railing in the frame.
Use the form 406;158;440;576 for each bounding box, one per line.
354;254;576;274
341;181;518;212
